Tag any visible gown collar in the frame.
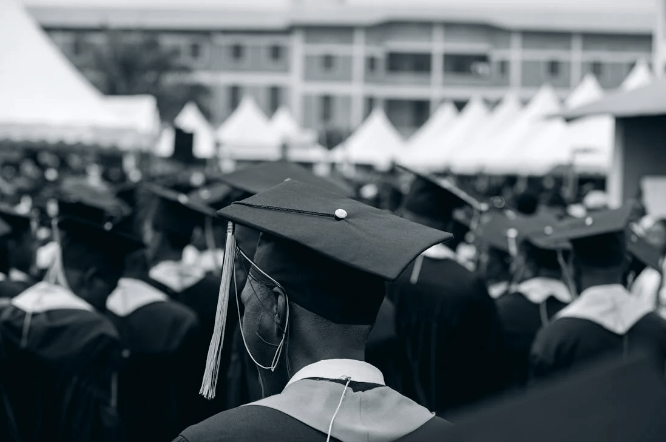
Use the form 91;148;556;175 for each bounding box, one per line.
149;259;206;293
106;277;168;317
287;359;385;388
557;284;653;335
11;281;94;314
517;277;572;304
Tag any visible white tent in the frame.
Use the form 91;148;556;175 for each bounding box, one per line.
215;96;282;161
105;95;161;150
174;102;216;159
0;0;133;145
155;126;175;158
482;85;562;174
332;107;404;170
621;59;653;92
403;97;488;171
269;106;325;163
450;93;522;174
396;101;458;165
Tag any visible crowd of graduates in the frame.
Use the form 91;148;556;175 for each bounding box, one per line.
1;155;666;442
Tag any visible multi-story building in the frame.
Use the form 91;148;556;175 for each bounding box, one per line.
29;2;654;137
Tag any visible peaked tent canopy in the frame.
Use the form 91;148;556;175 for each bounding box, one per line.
104;95;161;150
450;93;522;174
402;97;488;171
215;96;282;161
332;107;404;170
482;84;561;174
174;102;216;159
620;59;653;92
0;0;133;146
270;106;317;145
405;101;458;150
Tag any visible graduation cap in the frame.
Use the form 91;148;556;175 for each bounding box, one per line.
0;217;11;238
57;181;131;224
218;160;354;197
440;354;666;442
626;223;662;271
146;184;217;237
397;164;488;231
0;202;32;234
538;205;634;268
58;217;143;259
187;182;237;209
199;179;451;399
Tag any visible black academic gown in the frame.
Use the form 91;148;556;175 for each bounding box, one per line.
174;361;450;442
0;282;122;442
495;278;571;390
105;277;203;442
145;260;239;418
386;246;503;416
530;284;666;382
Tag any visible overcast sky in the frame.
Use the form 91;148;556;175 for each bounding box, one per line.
20;0;657;12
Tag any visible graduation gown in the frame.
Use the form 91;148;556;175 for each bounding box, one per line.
105;277;203;442
0;282;122;442
146;260;239;416
386;244;503;415
174;359;450;442
530;284;666;382
495;278;571;389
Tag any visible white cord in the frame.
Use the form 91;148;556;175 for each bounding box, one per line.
327;377;352;442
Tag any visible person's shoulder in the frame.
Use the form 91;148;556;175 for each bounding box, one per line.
394;416;451;442
176;405;329;442
143;299;199;325
635;312;666;334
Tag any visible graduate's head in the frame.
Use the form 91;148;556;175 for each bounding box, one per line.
0;203;36;274
534;206;635;293
59;217;142;311
142;185;217;262
198;179;450;400
644;218;666;256
399;165;487;232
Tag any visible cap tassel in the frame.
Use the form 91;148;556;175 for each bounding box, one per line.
200;221;236;400
557;249;578;300
204;216;223;271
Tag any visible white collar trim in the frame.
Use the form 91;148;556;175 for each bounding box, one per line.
11;281;94;314
8;269;30;282
557;284;653;335
422;244;457;260
106;278;168;317
489;281;510;299
149;260;206;293
286;359;385;388
517;277;572;304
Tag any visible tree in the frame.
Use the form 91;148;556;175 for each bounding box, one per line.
91;30;211;123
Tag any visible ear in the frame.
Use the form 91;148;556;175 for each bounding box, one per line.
272;286;287;335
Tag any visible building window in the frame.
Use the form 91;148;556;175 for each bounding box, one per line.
322;55;335;71
269;86;281;114
270;45;283;61
190;43;201;59
547;60;561;77
321;95;333;123
72;34;84;56
387;52;431;73
231;44;244;61
591;61;603;77
230;85;241;111
367;57;376;73
444;54;490;76
498;60;509;77
365;97;375;118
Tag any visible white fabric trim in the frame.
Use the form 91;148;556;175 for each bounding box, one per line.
11;281;93;313
517;277;572;304
8;268;30;282
489;281;510;299
149;260;206;293
36;241;60;270
106;278;168;317
286;359;385;388
0;273;5;282
557;284;653;335
422;244;457;260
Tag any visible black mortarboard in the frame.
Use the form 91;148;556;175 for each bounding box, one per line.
217;160;354;197
397;164;488;230
626;223;662;271
441;354;666;442
0;203;31;234
146;184;217;237
200;179;451;399
538;205;634;268
187;182;237;209
57;181;131;224
58;217;143;260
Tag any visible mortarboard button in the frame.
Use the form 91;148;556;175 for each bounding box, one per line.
335;209;348;220
200;189;211;200
177;194;190;205
585;216;594;226
104;222;113;231
544;225;554;235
